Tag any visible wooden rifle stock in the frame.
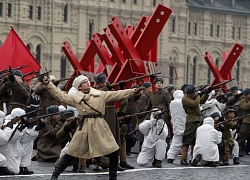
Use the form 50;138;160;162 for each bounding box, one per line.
10;108;42;124
28;112;59;124
216;114;250;125
110;72;161;88
118;109;160;121
54;76;77;84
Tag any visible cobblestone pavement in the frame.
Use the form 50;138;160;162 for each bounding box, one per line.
2;150;250;180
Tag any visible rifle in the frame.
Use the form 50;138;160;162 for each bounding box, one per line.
212;79;235;89
0;65;29;75
9;108;42;124
7;108;42;142
118;109;160;121
28;112;59;124
199;79;235;93
110;72;161;88
54;76;77;86
30;70;52;82
23;70;39;78
201;106;211;114
216;114;250;125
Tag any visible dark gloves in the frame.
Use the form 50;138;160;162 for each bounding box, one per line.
219;124;224;132
206;86;213;95
106;81;112;90
37;74;44;82
221;95;228;104
6;121;13;129
60;117;66;124
35;119;46;131
64;123;72;133
234;93;242;100
119;81;126;90
9;74;15;83
117;112;126;117
232;122;238;130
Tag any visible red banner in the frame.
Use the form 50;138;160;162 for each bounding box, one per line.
0;27;41;79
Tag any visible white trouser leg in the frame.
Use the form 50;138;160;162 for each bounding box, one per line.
137;146;155;166
155;140;167;161
233;140;239;158
20;141;33;167
167;135;183;159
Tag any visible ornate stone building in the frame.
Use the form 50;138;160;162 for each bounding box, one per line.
0;0;250;88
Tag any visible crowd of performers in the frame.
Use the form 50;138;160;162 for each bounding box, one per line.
0;68;249;180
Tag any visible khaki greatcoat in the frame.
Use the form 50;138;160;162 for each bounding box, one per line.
46;82;135;159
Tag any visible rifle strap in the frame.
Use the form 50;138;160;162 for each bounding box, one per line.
81;98;103;118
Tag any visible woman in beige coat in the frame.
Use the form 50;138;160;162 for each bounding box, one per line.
43;74;143;180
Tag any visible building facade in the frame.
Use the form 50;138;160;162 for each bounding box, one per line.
0;0;249;89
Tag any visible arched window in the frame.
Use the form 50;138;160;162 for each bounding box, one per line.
186;56;190;83
36;45;41;64
89;19;94;40
63;4;68;22
192;57;197;85
26;44;31;51
207;68;211;85
61;55;67;78
169;63;174;84
215;57;220;67
172;16;175;33
236;60;240;81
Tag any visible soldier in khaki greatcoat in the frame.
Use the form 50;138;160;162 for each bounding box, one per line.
43;74;143;180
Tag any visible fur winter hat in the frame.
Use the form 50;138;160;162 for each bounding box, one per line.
72;75;89;89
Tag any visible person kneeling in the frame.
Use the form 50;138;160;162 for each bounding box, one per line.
192;117;222;167
137;109;168;168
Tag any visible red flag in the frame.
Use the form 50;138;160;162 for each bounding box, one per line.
0;27;41;80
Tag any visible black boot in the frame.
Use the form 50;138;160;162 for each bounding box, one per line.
0;167;15;175
180;159;188;165
191;154;202;166
155;160;162;168
19;167;34;175
93;157;101;171
120;161;134;169
117;164;126;171
233;157;240;164
50;154;76;180
107;150;118;180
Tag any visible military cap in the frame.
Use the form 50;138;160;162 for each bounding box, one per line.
142;82;152;88
167;86;175;93
94;73;107;83
131;84;139;88
47;105;59;114
12;70;23;77
225;108;236;115
230;86;239;92
210;112;220;119
181;84;188;92
243;88;250;96
62;110;75;119
185;84;196;94
154;77;163;84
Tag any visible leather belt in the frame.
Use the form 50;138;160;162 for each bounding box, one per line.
105;105;115;108
82;114;102;118
10;102;26;108
41;97;55;101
